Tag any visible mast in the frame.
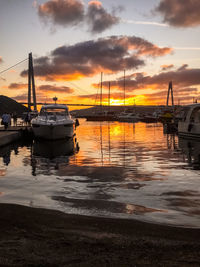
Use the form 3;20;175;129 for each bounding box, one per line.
108;81;111;112
100;72;103;113
123;70;126;108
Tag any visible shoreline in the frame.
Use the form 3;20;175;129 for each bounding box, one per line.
0;203;199;266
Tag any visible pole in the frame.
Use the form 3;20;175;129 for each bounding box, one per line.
28;53;31;110
124;70;125;108
108;81;110;112
100;72;103;113
28;52;37;111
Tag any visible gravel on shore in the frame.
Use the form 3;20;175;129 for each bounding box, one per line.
0;203;199;266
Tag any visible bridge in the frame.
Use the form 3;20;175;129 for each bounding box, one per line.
19;103;100;107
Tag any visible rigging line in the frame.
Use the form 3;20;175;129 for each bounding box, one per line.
66;80;91;95
0;58;28;75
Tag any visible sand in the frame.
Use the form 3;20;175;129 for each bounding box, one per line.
0;203;199;266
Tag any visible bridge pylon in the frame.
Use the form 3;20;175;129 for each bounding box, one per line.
166;81;174;106
28;53;37;111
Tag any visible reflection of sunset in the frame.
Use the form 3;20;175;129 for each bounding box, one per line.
73;121;170;168
0;169;6;176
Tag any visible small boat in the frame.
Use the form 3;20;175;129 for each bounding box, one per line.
32;102;75;140
86;111;116;121
117;112;140;122
178;104;200;139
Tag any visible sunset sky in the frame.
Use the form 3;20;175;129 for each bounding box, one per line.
0;0;200;109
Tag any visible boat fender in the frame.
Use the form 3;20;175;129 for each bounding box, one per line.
188;124;193;132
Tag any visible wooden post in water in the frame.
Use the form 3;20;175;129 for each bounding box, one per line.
28;53;37;111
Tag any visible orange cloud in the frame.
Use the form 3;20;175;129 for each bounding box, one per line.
21;36;171;81
88;1;102;7
38;84;74;93
8;83;27;89
160;64;174;71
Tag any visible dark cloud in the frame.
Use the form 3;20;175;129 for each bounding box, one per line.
86;1;120;33
102;66;200;93
38;84;74;93
160;64;174;71
8;83;27;89
13;93;53;103
155;0;200;27
37;0;121;33
38;0;84;26
177;64;188;71
21;36;172;81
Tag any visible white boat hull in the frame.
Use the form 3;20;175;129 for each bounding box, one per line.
178;122;200;139
32;123;74;140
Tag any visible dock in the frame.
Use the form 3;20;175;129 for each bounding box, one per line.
0;126;32;147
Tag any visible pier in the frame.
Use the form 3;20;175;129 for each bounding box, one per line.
0;126;32;147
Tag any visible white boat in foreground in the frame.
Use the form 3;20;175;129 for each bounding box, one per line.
32;104;75;140
178;104;200;139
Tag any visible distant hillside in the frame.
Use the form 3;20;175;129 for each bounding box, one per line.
0;95;28;116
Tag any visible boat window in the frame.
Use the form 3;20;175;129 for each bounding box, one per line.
190;107;200;123
194;109;200;123
40;108;69;116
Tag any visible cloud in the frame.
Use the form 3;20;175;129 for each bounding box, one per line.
38;84;74;93
37;0;121;33
155;0;200;27
100;66;200;94
21;36;172;81
160;64;174;71
8;83;27;89
86;1;120;33
177;64;188;71
0;57;3;64
38;0;84;26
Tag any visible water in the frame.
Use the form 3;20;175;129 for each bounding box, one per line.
0;120;199;228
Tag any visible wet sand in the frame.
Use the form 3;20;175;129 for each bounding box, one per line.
0;204;199;266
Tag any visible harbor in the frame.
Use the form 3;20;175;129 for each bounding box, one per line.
0;120;200;265
1;0;200;265
0;120;199;228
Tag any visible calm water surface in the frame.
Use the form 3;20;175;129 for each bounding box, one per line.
0;120;200;227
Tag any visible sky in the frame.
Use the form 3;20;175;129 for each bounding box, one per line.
0;0;200;109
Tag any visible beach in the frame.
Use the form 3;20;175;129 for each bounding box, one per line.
0;203;199;266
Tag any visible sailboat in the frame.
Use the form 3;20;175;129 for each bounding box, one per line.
85;73;116;121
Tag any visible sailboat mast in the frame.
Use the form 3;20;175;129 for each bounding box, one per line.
124;70;126;108
100;72;103;112
108;81;111;112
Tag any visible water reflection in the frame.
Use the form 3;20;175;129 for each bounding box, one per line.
31;138;79;176
0;121;199;227
0;140;31;166
179;138;200;169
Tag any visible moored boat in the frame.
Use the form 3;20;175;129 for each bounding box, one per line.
32;103;75;140
178;104;200;139
117;112;140;122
